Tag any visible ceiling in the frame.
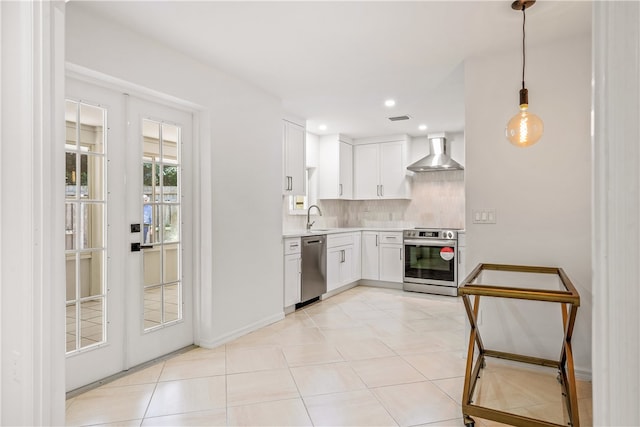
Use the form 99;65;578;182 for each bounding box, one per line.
70;1;592;139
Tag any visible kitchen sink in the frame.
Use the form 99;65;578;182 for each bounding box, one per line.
310;228;331;232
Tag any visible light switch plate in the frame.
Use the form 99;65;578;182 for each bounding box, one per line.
472;209;497;224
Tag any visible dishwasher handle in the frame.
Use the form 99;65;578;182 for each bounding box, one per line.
303;237;325;246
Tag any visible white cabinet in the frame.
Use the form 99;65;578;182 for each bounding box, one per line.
457;231;466;286
326;232;360;292
353;139;410;200
361;231;403;283
283;238;301;307
318;134;353;199
361;231;380;280
283;120;306;196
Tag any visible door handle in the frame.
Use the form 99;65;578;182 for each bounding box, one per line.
339;183;343;196
376;185;380;197
400;248;402;260
376;235;378;247
380;185;384;196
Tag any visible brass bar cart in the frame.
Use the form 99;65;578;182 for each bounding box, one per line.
458;263;581;427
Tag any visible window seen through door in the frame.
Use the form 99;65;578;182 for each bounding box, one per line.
65;100;107;353
141;119;183;330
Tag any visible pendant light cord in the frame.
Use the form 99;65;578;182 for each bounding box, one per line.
522;5;526;90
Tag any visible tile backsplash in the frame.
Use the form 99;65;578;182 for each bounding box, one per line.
283;170;464;231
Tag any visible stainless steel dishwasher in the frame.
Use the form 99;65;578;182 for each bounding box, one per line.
300;235;327;304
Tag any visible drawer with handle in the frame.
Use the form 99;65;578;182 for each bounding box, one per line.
284;237;302;255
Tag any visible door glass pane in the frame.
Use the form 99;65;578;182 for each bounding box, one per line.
65;203;77;250
79;103;105;154
82;154;104;200
141;119;182;331
66;255;77;301
162;165;178;202
162;205;179;243
66;303;77;352
80;203;104;249
164;284;180;323
143;286;162;329
80;251;104;298
163;244;179;283
79;298;104;347
66;152;78;198
143;121;161;157
143;249;162;286
65;100;107;354
161;123;179;164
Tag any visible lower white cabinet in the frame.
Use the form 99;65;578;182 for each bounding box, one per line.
326;232;361;292
457;231;466;286
283;237;301;307
361;231;403;283
379;243;404;282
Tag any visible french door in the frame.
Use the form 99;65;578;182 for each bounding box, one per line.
65;78;194;391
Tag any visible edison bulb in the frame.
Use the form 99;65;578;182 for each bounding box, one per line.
506;104;544;147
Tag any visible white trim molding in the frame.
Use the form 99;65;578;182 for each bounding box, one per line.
198;312;285;349
593;1;640;424
0;1;66;425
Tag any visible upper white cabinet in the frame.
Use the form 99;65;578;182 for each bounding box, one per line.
318;134;353;199
282;119;306;196
353;137;410;199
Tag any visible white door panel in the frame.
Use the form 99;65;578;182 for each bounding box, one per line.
125;96;194;367
65;80;194;390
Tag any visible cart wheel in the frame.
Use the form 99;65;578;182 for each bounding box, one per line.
464;415;475;427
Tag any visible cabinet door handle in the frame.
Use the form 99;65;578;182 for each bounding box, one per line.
400;248;403;260
375;235;378;247
342;249;346;263
288;176;293;191
339;183;343;196
380;185;384;196
377;185;381;196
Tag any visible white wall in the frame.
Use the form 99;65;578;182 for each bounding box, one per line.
464;33;592;376
66;5;284;346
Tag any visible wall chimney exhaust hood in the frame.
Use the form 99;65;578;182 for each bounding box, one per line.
407;134;463;172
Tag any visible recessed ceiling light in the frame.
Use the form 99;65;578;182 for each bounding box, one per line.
318;124;327;131
384;99;396;107
419;124;428;131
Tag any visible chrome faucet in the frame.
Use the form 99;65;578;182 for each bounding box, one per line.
306;204;323;231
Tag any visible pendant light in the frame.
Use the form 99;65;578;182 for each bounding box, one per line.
505;0;544;147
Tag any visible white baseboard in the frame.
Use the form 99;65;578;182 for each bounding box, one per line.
198;311;285;349
358;279;403;290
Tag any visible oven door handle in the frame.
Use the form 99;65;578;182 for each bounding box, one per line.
403;239;457;247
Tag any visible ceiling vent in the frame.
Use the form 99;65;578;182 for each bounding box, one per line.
388;115;411;121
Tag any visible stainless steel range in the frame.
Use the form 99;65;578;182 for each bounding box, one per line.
403;228;459;296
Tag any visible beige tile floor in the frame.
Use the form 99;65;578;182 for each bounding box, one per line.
66;286;592;426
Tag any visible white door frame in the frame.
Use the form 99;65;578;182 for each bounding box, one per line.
592;1;640;424
0;1;66;425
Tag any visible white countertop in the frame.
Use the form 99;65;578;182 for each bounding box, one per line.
283;227;406;238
